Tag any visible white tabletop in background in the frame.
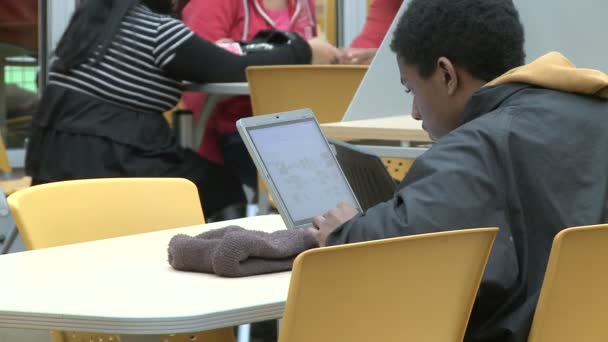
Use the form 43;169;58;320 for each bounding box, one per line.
0;215;288;335
321;115;431;143
185;82;250;96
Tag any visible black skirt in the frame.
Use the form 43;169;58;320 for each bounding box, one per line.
26;85;246;217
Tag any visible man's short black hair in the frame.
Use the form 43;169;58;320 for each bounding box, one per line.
391;0;525;81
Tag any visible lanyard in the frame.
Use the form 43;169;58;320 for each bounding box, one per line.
253;0;303;31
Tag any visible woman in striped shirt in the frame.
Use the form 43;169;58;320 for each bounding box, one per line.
26;0;335;218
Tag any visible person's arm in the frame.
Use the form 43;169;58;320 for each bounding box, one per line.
320;119;519;302
164;33;311;83
324;128;506;243
350;0;401;49
152;14;311;83
319;116;524;338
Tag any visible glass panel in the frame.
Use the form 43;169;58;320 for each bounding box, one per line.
0;0;39;150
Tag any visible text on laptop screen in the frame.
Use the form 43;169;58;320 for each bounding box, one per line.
248;118;358;224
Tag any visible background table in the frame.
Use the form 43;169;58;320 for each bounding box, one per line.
183;82;249;149
321;115;431;159
321;115;430;143
0;215;288;342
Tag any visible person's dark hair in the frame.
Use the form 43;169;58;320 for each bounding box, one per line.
390;0;525;81
175;0;191;19
54;0;174;71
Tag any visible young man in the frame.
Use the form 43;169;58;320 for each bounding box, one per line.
313;0;608;341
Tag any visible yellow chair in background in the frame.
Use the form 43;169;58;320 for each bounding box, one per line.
0;131;31;195
278;227;498;342
0;133;11;175
247;65;367;123
7;178;234;342
381;156;415;182
527;224;608;342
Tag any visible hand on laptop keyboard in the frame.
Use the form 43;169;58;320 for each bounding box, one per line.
312;202;359;246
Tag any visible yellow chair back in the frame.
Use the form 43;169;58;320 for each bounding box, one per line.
0;132;31;195
279;227;498;342
381;157;415;182
527;224;608;342
0;132;11;174
8;178;204;250
247;65;367;123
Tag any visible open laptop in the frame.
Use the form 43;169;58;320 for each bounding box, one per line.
236;109;362;229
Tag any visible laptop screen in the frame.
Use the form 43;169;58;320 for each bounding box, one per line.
246;117;359;227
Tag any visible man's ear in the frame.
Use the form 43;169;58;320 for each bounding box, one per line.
437;57;458;96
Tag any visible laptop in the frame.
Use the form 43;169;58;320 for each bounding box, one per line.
236;109;362;229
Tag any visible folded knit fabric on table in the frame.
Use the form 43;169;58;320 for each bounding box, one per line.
168;225;319;277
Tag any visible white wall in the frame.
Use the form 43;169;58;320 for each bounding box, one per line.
515;0;607;70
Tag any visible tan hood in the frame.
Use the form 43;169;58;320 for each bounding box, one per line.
486;52;608;98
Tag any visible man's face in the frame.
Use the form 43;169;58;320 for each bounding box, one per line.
397;57;465;140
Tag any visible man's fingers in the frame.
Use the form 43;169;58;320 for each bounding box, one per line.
327;208;342;221
337;202;353;209
312;215;325;228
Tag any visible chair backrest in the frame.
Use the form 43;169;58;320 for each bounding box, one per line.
527;224;608;342
7;178;205;250
329;139;396;211
381;157;416;181
279;227;498;342
247;65;368;123
0;132;12;174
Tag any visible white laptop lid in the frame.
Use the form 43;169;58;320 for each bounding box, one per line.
237;109;361;229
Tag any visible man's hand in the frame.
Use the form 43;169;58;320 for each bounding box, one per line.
312;202;359;246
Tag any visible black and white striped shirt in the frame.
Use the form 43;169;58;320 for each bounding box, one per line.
49;5;193;113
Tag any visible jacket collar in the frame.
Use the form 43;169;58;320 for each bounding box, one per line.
460;83;529;124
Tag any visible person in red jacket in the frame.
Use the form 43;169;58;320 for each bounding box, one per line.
341;0;403;65
181;0;337;218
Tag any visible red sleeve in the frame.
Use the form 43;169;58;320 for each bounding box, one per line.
350;0;402;48
181;0;239;42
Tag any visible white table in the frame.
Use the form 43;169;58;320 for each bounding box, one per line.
0;215;289;342
183;82;250;149
321;115;430;143
321;115;431;159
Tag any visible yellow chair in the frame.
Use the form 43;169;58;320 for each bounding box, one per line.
0;132;11;175
7;178;234;342
0;131;31;195
527;224;608;342
381;157;415;182
247;65;368;123
247;65;368;207
278;227;498;342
